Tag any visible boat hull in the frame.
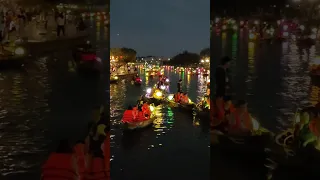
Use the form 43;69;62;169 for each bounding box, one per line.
211;130;272;155
122;117;154;130
169;101;195;113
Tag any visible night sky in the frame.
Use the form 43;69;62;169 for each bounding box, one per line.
110;0;210;57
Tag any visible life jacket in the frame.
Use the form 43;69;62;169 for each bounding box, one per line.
132;107;139;119
84;157;109;180
121;110;133;123
81;54;97;61
41;153;78;180
229;111;252;131
142;104;151;116
182;96;189;104
179;94;184;102
309;119;320;137
74;143;86;177
174;93;180;102
137;111;148;121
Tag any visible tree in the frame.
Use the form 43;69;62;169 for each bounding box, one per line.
110;48;122;57
166;51;200;66
121;47;137;63
200;48;210;58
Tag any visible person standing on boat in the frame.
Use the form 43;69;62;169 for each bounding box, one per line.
215;56;231;98
177;79;182;93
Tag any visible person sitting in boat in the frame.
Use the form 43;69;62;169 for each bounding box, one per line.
122;106;134;123
132;106;139;120
180;92;189;104
41;139;79;180
211;96;234;132
227;100;253;135
293;107;313;146
174;92;181;103
142;102;151;118
299;108;320;147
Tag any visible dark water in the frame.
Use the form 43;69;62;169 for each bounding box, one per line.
110;67;210;180
211;29;320;179
0;16;108;179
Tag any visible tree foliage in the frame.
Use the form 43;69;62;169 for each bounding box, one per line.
165;51;200;66
110;47;137;64
120;47;136;63
200;48;210;58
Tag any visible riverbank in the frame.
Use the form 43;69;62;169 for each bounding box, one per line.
0;32;88;65
117;73;136;79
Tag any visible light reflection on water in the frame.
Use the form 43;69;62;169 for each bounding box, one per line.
0;59;51;177
110;67;209;179
212;31;316;133
0;19;108;178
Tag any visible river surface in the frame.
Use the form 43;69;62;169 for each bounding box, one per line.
110;67;210;180
211;29;320;179
0;16;108;179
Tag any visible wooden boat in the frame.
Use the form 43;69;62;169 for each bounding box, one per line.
169;100;195;113
211;119;273;155
122;116;155;130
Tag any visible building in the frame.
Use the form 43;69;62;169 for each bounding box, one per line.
136;56;170;64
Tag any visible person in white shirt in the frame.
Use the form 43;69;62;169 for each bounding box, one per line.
56;13;65;36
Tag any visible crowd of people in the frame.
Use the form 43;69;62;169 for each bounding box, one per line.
41;106;110;180
122;101;152;123
0;1;88;55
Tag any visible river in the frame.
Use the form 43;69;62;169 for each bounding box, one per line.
0;16;108;179
211;29;319;179
110;67;210;179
